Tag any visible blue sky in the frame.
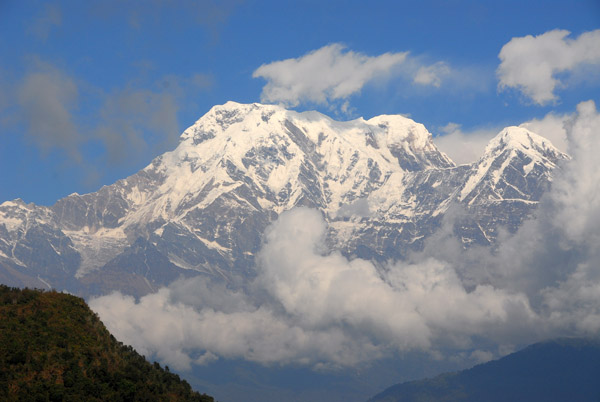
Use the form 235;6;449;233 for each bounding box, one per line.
1;0;599;205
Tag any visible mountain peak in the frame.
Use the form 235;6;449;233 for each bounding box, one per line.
367;114;429;146
178;102;454;173
485;126;562;159
458;126;568;204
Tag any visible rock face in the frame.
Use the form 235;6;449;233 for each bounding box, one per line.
0;102;567;297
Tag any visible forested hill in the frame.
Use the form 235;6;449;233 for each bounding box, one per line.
0;285;214;401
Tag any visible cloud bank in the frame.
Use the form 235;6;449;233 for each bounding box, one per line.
91;207;535;371
90;100;600;372
497;29;600;105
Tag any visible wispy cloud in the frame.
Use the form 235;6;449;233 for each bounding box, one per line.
92;0;240;34
94;85;180;165
8;57;213;186
414;62;450;87
497;29;600;105
16;58;82;162
27;3;62;41
93;73;213;166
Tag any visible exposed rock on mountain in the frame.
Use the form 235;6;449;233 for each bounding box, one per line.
0;102;568;297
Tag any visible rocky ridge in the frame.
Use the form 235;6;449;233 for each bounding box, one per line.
0;102;568;297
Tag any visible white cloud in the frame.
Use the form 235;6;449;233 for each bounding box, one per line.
253;45;471;111
470;349;494;364
91;209;537;370
433;123;499;164
498;101;600;336
429;100;600;330
414;62;450;87
253;44;408;108
497;29;600;105
548;100;600;246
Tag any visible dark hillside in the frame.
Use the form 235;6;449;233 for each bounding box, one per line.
0;285;214;401
368;338;600;402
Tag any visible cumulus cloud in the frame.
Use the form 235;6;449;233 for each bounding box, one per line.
497;29;600;105
91;208;538;370
253;44;408;108
428;100;600;328
548;101;600;246
507;103;600;335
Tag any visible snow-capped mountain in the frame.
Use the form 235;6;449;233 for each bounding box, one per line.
0;102;567;297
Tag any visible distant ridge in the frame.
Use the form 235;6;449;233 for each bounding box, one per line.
0;285;214;401
368;338;600;402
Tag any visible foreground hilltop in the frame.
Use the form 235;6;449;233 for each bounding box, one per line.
0;285;214;401
0;102;567;298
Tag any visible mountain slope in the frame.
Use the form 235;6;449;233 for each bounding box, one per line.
0;102;568;297
0;285;214;401
368;338;600;402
